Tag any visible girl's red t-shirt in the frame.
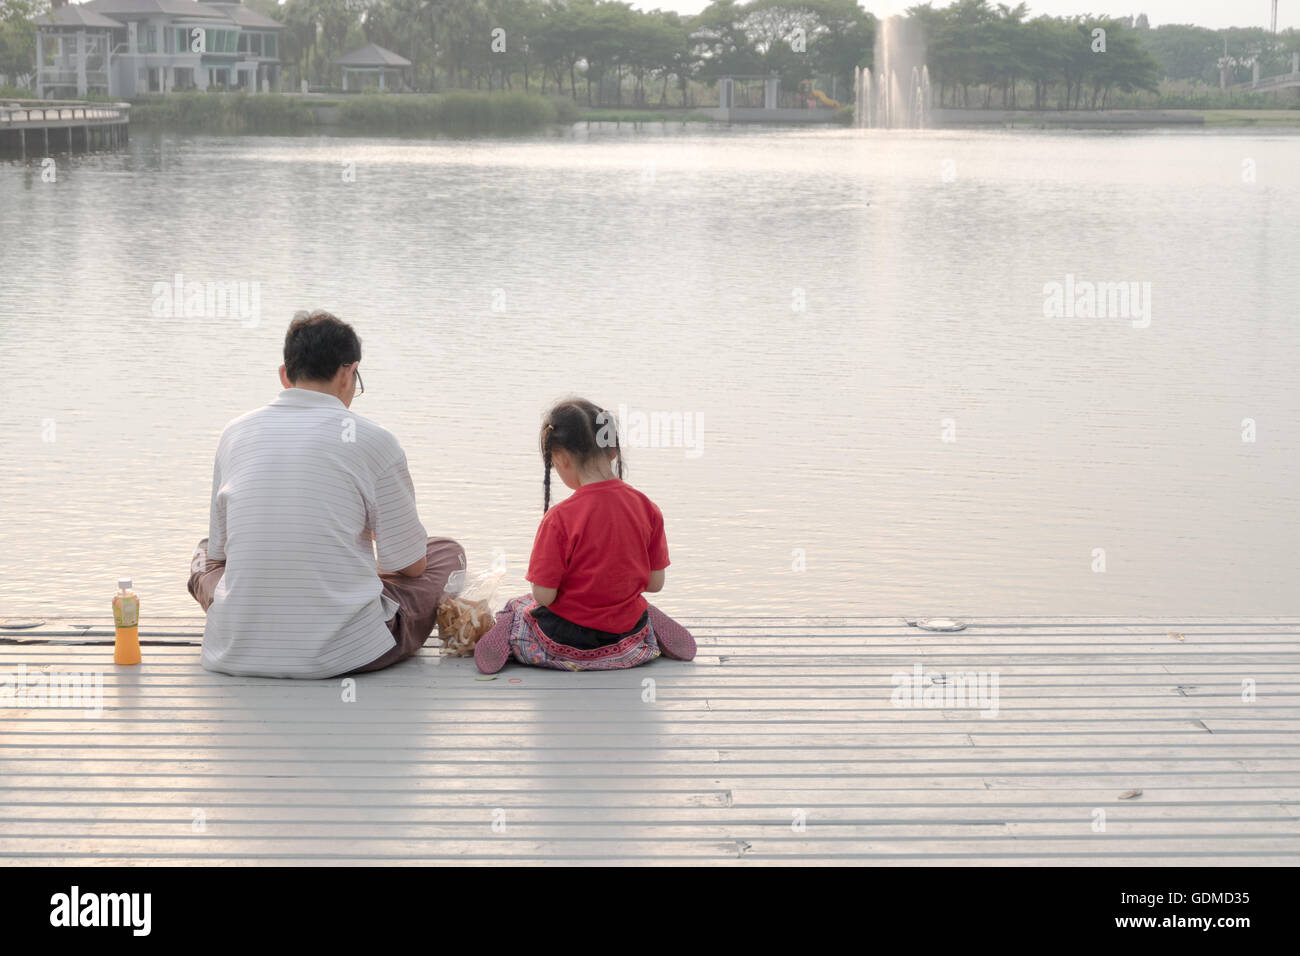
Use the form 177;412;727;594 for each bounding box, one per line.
526;479;670;634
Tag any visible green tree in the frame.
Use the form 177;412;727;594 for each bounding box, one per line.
0;0;45;84
692;0;765;82
1087;17;1158;106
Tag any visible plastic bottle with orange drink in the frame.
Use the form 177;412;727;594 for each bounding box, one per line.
113;578;141;665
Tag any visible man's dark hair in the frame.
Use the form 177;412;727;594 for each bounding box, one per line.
283;310;361;384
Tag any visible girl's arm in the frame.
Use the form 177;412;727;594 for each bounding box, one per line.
528;512;564;607
646;569;665;594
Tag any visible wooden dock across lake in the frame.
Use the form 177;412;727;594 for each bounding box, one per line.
1;617;1297;865
0;101;129;157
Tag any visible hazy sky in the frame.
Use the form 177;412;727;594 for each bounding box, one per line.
639;1;1296;31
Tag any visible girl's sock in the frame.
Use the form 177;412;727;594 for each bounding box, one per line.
648;605;696;661
474;613;513;674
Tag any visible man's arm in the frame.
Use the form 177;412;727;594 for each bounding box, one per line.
645;569;665;594
398;555;427;578
531;583;558;606
207;450;226;563
372;450;429;579
373;533;424;577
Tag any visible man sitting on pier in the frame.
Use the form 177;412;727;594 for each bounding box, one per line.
187;310;463;678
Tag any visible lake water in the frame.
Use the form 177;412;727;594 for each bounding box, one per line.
1;123;1297;620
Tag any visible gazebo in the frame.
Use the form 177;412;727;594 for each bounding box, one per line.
32;4;124;98
336;43;411;92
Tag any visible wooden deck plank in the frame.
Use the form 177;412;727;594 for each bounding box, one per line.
2;804;1295;822
7;747;1300;762
3;785;1296;806
2;617;1297;865
7;749;1300;764
8;856;1294;867
2;686;1296;699
0;836;1294;861
6;667;1294;678
3;821;1299;841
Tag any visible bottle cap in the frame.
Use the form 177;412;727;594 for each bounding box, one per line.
118;578;132;591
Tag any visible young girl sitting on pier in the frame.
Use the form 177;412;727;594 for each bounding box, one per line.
474;398;696;673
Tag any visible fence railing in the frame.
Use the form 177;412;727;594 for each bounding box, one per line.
0;102;131;125
1229;72;1300;92
33;69;110;85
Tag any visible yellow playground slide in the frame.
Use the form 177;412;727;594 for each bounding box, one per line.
810;89;840;109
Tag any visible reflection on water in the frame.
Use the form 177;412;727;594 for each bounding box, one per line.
1;124;1297;618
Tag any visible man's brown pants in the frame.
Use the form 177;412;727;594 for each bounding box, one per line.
187;537;465;674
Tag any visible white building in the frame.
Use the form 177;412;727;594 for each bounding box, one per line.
34;0;284;98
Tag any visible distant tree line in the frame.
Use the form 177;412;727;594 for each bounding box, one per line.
248;0;1300;107
3;0;1299;110
1137;20;1300;86
908;2;1160;109
259;0;874;103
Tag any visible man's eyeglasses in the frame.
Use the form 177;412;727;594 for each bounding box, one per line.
353;365;364;396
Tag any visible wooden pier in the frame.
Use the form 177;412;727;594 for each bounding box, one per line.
0;616;1297;865
0;100;130;159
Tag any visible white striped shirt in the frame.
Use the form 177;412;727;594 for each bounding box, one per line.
200;388;428;678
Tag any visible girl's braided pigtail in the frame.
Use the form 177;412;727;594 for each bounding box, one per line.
542;424;555;514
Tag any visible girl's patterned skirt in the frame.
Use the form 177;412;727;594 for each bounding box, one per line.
488;595;661;671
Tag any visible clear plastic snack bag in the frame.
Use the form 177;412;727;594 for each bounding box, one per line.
437;568;504;657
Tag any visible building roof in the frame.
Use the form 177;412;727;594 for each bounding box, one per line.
201;3;285;30
336;43;411;68
35;0;285;29
34;5;125;28
78;0;231;21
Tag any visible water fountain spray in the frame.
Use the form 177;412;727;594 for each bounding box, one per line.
855;16;930;129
